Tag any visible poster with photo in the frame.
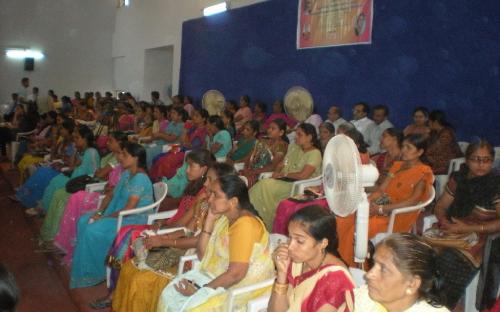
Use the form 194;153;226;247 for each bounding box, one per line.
297;0;373;49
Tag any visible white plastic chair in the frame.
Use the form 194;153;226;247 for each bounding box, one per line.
349;267;366;287
435;157;465;198
371;187;435;245
234;162;245;172
85;181;108;193
115;182;168;232
216;156;227;163
257;172;323;197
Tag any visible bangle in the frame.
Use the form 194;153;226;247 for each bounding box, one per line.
202;230;212;236
273;282;288;295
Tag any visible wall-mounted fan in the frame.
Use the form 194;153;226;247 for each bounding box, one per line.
202;89;225;116
283;86;313;122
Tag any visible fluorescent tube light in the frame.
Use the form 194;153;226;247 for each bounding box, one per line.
203;2;227;16
6;49;44;60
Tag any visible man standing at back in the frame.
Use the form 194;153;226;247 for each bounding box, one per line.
367;105;394;155
350;102;374;144
326;105;347;134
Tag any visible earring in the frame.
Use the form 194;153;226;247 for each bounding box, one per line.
406;289;412;295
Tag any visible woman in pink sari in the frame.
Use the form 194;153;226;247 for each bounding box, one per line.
54;132;126;265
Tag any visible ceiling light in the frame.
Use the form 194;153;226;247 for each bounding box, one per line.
6;49;44;60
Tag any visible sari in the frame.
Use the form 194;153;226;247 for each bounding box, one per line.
54;165;123;265
234;107;252;131
107;187;207;291
157;215;275;312
354;285;449;312
145;121;184;168
241;138;288;187
149;125;207;181
70;171;154;288
118;114;136;131
162;162;189;199
39;148;101;242
229;138;256;162
428;167;499;308
111;192;209;312
249;144;322;230
337;161;434;267
426;127;462;174
286;262;355;312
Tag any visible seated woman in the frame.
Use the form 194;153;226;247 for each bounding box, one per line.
221;109;236;139
338;134;434;266
134;104;154;138
17;125;99;218
108;162;234;312
403;106;431;137
239;118;288;187
355;233;448;311
426;110;463;175
117;102;136;132
70;142;154;289
206;115;232;161
157;174;275;311
227;120;258;164
371;127;403;185
53;131;128;263
263;100;297;131
150;108;208;181
234;95;252;133
318;122;335;152
272;128;370;236
151;105;169;135
430;139;499;309
268;205;355;312
145;106;186;168
253;101;267;133
16;112;58;183
250;123;322;230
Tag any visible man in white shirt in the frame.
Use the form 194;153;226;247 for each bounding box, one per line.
350;102;374;144
17;77;30;102
367;105;394;155
325;105;347;134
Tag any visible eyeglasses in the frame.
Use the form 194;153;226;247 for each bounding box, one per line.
468;156;493;164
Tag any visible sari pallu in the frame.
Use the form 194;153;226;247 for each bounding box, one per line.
286;262;355;312
54;165;123;266
157;216;275;312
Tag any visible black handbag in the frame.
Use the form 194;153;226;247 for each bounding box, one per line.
65;175;99;193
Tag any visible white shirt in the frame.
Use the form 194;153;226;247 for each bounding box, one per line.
367;119;394;155
326;117;347;134
351;117;375;143
304;114;323;134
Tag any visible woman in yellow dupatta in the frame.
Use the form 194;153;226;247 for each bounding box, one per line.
157;174;275;312
268;205;355;312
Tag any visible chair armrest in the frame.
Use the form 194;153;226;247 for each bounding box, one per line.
228;278;275;311
247;295;271;312
85;181;108;193
147;210;178;225
96;194;106;210
178;254;200;274
233;162;245;172
116;203;159;232
290;175;323;196
259;172;273;180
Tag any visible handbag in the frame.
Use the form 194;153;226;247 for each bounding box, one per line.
65;175;99;193
132;236;184;272
423;228;479;249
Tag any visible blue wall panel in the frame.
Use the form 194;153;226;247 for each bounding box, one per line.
179;0;500;144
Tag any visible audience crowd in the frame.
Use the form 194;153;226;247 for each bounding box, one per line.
1;76;499;312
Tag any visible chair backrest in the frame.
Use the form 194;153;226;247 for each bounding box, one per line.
458;141;469;154
349;267;366;287
387;186;436;234
152;182;168;212
447;157;466;176
239;175;249;186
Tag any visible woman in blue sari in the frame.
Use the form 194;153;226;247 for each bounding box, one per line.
145;106;186;168
70;142;154;289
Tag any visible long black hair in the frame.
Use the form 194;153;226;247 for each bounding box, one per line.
404;133;429;164
297;123;321;150
384;127;404;148
122;142;147;171
217;174;261;219
208;115;226;131
379;233;445;307
289;205;343;260
183;149;216;196
77;125;96;148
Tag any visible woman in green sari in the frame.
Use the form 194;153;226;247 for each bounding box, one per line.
227;120;258;164
249;123;322;230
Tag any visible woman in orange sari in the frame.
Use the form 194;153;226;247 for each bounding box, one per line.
338;134;434;266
